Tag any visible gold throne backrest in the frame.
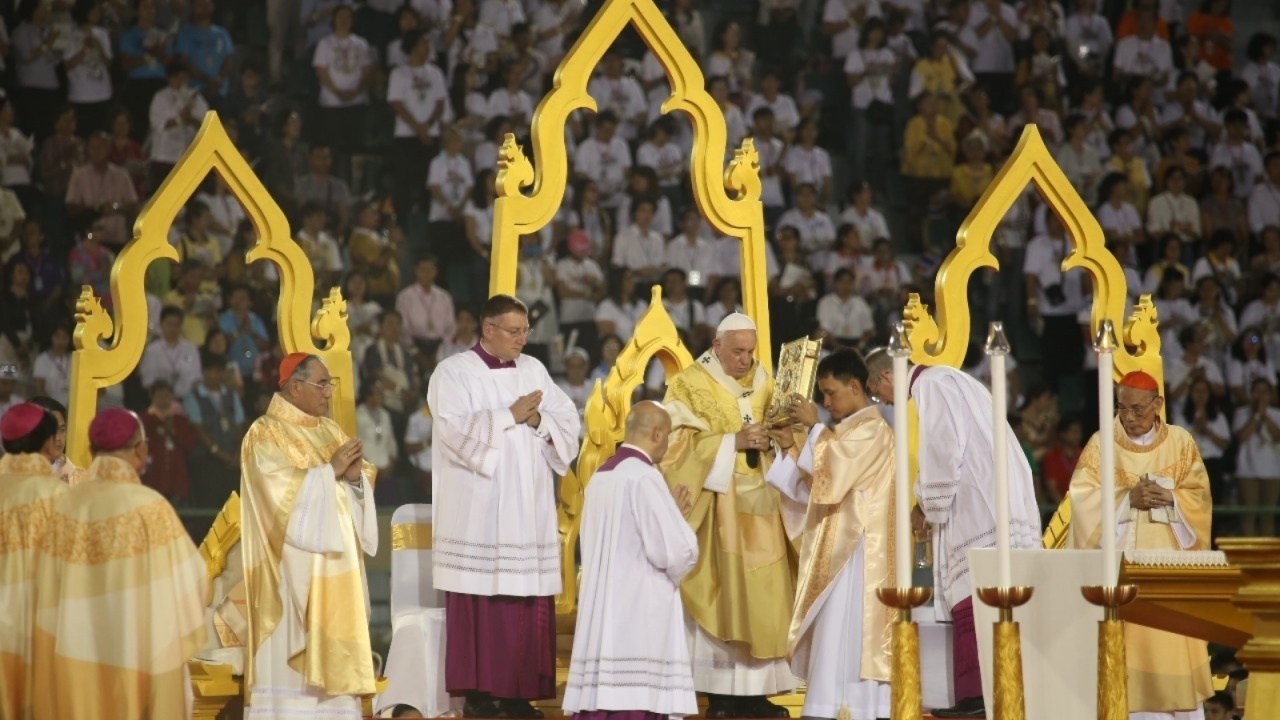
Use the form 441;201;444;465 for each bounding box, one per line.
895;125;1164;549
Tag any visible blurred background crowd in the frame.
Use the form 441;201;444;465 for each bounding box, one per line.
0;0;1277;541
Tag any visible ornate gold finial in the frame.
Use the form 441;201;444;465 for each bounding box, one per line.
556;284;694;613
487;0;771;369
67;112;356;467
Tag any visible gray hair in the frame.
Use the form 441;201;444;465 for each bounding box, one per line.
863;347;895;379
284;355;323;390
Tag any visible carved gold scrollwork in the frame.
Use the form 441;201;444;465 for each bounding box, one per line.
556;287;694;613
895;126;1163;549
68;113;354;467
488;0;771;369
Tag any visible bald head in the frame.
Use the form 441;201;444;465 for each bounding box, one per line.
625;401;673;463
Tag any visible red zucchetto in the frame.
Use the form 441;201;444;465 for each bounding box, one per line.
278;352;312;388
0;403;46;442
88;408;142;452
1119;371;1160;393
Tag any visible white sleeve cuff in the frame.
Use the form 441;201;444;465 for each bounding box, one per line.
765;449;810;506
346;473;379;557
1168;498;1198;549
796;424;825;475
285;466;345;554
703;435;736;494
533;412;550;439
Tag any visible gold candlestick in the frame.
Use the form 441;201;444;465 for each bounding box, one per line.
877;587;933;720
1081;585;1138;720
976;587;1033;720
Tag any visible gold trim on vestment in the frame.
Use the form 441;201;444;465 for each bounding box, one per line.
391;523;433;551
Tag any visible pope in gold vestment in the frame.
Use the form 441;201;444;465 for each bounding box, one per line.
0;451;65;720
661;327;798;704
1069;417;1214;714
32;439;207;720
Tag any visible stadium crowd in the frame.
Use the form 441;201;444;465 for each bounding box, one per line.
0;0;1277;540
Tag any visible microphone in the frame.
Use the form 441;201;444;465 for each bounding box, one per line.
746;449;759;468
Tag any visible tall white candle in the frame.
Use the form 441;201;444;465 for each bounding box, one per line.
1096;321;1118;586
987;323;1012;589
888;325;912;589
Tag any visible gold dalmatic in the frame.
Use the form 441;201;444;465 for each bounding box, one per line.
240;394;377;698
31;455;207;720
0;453;65;720
1068;419;1214;712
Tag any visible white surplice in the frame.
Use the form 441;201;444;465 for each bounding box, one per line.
427;350;581;596
246;467;378;720
767;421;891;720
911;366;1042;614
563;446;700;717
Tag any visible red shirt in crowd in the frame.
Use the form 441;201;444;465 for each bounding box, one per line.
1042;443;1082;499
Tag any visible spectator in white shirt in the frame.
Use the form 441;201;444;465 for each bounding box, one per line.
615;166;673;239
1146;166;1201;242
1210;109;1265;200
660;268;710;347
750;108;789;228
822;0;881;60
531;0;581;64
1096;172;1144;267
1113;11;1173;91
556;348;591;439
594;268;647;341
845;17;896;175
1242;32;1279;122
610;197;665;282
1191;231;1242;305
63;1;113;135
1234;377;1280;536
139;306;203;397
574;111;632;208
1239;274;1280;367
1159;72;1221;154
446;0;500;84
1248;151;1280;235
783;118;833;202
587;50;647;141
1024;212;1088;392
356;384;398;490
840;180;890;244
148;62;208;178
1167;325;1227;403
1064;0;1112;80
666;206;720;292
1228;327;1277;406
704;20;755;96
777;182;838;258
704;277;743;330
1175;377;1232;504
387;29;451;218
426;126;473;223
707;74;747;156
635;117;683;194
487;59;535;129
554;229;605;351
744;69;800;140
478;0;525;41
404;403;433;496
313;5;375;157
815;268;875;350
967;0;1019;112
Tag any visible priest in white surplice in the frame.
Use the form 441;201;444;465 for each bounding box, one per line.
865;350;1042;720
766;349;893;720
563;401;700;720
428;294;581;718
241;353;380;720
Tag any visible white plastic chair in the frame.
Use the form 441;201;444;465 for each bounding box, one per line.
374;504;455;717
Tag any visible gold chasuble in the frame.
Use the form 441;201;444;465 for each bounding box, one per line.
240;394;378;698
31;456;207;720
0;453;65;720
785;410;893;681
1068;418;1214;712
661;353;795;661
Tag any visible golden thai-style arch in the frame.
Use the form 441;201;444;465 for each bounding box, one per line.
488;0;772;369
555;287;694;614
67;113;355;468
897;125;1164;549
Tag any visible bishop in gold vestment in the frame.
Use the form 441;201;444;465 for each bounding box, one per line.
241;354;378;720
1069;371;1213;719
31;408;207;720
0;404;67;720
661;314;797;718
766;350;893;720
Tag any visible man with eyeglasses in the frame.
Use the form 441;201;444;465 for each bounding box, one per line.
239;352;380;719
28;395;82;485
1068;370;1213;719
863;348;1042;719
428;294;580;719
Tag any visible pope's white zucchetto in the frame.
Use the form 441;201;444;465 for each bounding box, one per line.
717;313;757;333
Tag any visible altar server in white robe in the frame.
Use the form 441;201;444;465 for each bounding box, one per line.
563;401;700;720
865;350;1042;720
766;349;893;720
428;294;581;718
240;353;379;720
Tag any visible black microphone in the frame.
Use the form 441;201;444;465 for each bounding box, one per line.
746;449;759;468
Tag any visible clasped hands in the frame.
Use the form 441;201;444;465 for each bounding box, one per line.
509;391;544;428
1128;477;1175;511
329;438;365;484
759;394;822;451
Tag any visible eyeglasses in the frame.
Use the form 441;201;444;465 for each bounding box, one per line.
1116;398;1157;418
296;378;340;392
486;322;531;338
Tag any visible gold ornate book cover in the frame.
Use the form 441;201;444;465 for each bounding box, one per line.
768;336;823;419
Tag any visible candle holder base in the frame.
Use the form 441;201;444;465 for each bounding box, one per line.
976;587;1033;720
877;587;933;720
1082;585;1139;720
